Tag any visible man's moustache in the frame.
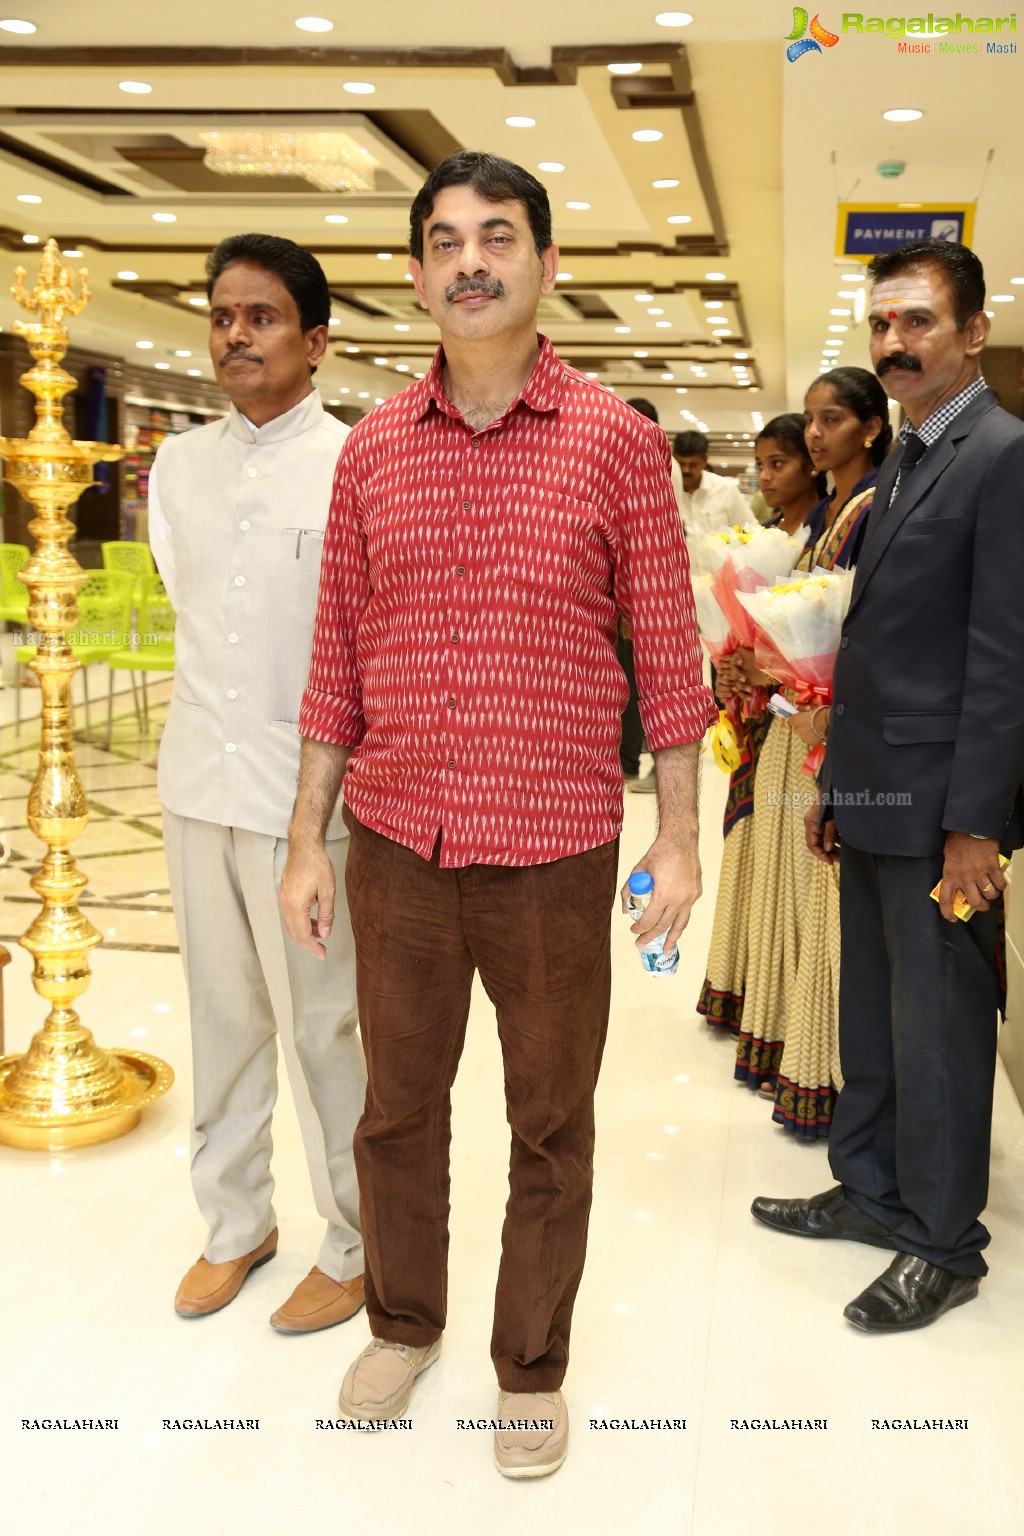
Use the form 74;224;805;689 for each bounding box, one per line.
221;351;262;365
877;354;922;376
445;279;505;302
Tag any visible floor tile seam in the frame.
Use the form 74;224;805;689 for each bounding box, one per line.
687;1100;731;1536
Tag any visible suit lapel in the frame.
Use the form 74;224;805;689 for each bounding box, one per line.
848;389;996;617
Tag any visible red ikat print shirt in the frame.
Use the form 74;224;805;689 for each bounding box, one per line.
300;336;717;867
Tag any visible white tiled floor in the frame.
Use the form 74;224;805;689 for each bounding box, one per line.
1;689;1023;1536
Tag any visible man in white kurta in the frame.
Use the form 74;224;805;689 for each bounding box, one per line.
673;428;751;575
149;234;365;1332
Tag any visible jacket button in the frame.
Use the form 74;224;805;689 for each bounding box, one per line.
835;703;845;716
840;635;850;649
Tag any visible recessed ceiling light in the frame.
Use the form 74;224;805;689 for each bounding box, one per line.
632;129;664;143
1009;277;1024;284
608;62;643;74
655;11;693;25
660;371;674;380
667;215;691;225
538;161;564;172
345;345;360;353
635;292;653;302
647;308;664;316
705;300;723;309
343;81;375;94
984;309;995;318
555;272;573;281
377;252;392;261
836;290;857;298
325;214;349;224
16;193;41;204
374;356;388;365
404;272;414;280
187;368;202;376
634;350;648;358
152;211;177;223
883;108;923;121
22;233;39;244
358;391;369;398
991;294;1015;302
0;19;37;33
713;329;730;336
675;387;687;394
585;370;599;378
340;386;350;393
506;116;536;128
841;272;865;281
174;349;191;357
733;352;749;360
295;16;333;31
375;396;385;405
119;80;152;94
830;308;851;316
117;269;138;281
705;271;727;281
614;326;630;334
62;248;83;258
188;295;207;306
396;363;409;372
328;397;340;405
394;322;410;331
154;362;169;370
652;178;680;189
135;340;154;350
656;320;672;328
328;317;341;326
565;200;590;210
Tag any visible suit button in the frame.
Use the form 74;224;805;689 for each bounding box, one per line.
835;703;846;717
840;635;850;650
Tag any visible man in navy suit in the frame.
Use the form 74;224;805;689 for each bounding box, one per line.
752;240;1024;1331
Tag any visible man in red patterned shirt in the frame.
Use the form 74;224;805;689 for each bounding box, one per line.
280;151;716;1477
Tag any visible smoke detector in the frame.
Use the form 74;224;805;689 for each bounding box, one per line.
876;160;906;178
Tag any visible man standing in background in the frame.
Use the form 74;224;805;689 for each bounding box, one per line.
674;428;751;573
150;233;366;1333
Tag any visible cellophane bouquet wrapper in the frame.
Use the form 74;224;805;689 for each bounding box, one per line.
737;567;855;774
705;523;811;651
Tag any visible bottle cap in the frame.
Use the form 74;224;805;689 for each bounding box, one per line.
628;871;654;896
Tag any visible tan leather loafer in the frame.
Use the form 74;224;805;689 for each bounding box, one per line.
270;1268;365;1334
174;1228;278;1318
494;1390;568;1479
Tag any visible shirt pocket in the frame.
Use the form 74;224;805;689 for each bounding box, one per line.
495;486;608;599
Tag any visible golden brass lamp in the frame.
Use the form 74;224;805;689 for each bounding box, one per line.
0;239;173;1149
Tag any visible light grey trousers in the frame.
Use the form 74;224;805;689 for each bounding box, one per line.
162;808;365;1280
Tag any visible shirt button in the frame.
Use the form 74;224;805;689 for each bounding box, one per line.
447;758;456;769
462;500;471;511
228;632;239;644
240;520;250;531
455;565;465;576
234;576;245;588
447;697;456;709
451;630;460;643
835;703;846;716
246;466;257;478
227;688;238;701
225;742;237;753
840;635;850;650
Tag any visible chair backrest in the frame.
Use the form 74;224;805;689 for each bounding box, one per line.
70;570;135;643
102;541;156;582
137;573;176;643
0;543;30;604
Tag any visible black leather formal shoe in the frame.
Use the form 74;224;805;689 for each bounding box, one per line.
750;1185;896;1249
843;1253;980;1333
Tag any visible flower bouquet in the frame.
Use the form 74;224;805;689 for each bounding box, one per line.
704;523;811;653
737;567;855;775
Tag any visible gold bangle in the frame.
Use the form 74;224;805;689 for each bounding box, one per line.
810;706;829;741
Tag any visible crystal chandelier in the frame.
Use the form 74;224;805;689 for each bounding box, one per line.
201;130;378;193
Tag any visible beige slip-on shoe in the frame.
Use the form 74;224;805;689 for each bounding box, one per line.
337;1335;442;1424
270;1269;365;1334
174;1228;278;1318
494;1390;568;1479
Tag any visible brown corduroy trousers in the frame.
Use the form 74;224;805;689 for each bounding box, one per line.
343;807;619;1392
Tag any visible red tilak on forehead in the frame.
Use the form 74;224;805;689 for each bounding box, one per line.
888;310;898;319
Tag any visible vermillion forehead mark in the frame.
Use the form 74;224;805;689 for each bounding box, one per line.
888;309;898;319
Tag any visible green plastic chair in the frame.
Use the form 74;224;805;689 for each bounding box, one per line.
106;573;176;745
15;569;134;739
0;543;30;626
101;540;156;608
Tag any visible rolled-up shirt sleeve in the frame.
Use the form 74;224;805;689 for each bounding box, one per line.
298;445;370;747
612;428;717;749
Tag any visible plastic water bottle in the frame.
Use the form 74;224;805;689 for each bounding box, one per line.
626;871;679;977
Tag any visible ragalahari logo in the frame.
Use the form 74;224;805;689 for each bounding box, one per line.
785;7;840;59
